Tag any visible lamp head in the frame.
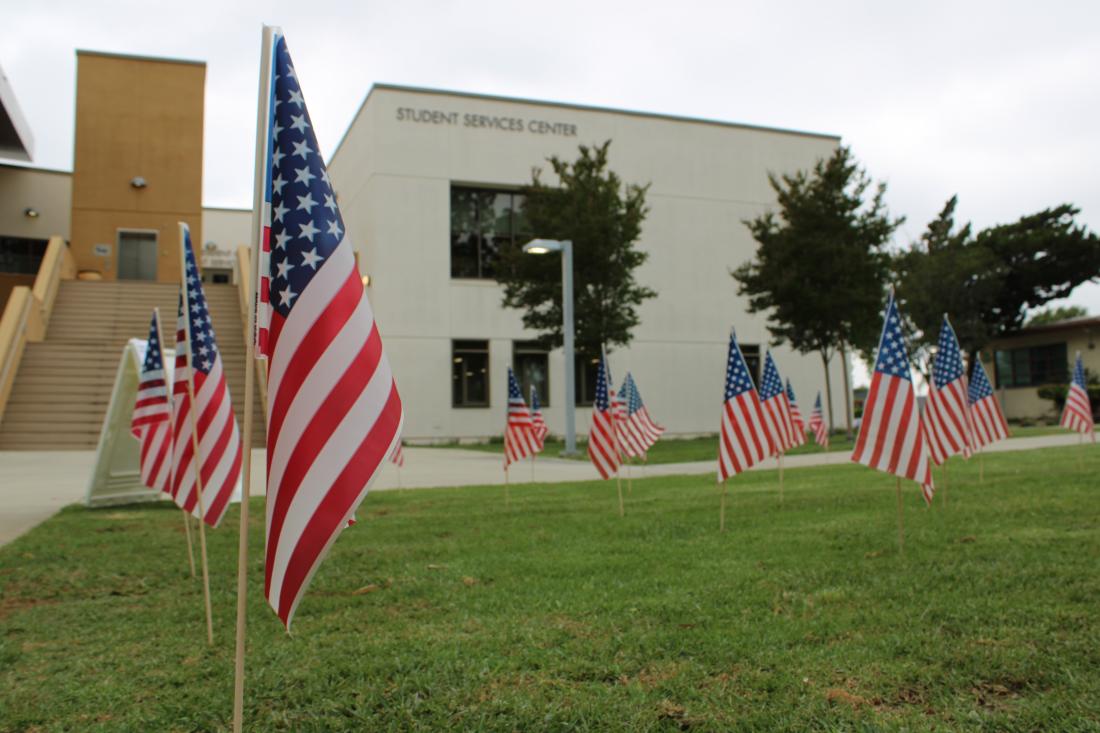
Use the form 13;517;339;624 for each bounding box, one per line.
523;238;563;255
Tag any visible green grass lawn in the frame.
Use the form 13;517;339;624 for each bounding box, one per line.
447;424;1068;465
2;445;1099;731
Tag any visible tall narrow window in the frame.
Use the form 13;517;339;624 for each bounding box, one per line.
574;353;600;406
450;186;528;279
513;341;549;406
453;340;490;407
741;344;761;387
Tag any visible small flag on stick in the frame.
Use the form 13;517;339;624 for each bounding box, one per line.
132;309;173;495
530;386;549;450
785;379;807;447
255;30;403;629
617;372;664;458
718;331;777;482
808;392;829;449
922;315;973;467
1060;352;1095;441
588;351;622;480
850;292;933;506
504;367;539;468
758;352;798;454
967;353;1010;449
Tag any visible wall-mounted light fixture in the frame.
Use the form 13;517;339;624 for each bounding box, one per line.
361;274;371;287
130;176;148;189
23;207;39;218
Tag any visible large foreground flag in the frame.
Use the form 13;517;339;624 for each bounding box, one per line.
808;391;829;448
530;386;549;449
785;379;807;447
588;351;621;479
850;293;934;498
504;367;539;468
718;331;776;482
922;316;973;465
1060;352;1095;440
131;309;172;495
256;30;402;629
617;372;665;458
171;225;243;527
758;351;798;453
967;353;1010;449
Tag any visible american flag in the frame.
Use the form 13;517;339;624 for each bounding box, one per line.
588;351;621;479
504;367;539;467
257;31;403;629
530;385;549;448
1060;352;1095;440
758;351;798;453
718;331;776;482
850;293;933;503
171;225;243;527
785;379;807;447
968;352;1010;449
617;372;664;458
389;440;405;468
808;391;829;448
921;316;973;465
131;309;172;495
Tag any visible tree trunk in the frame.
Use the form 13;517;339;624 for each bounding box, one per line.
839;341;854;440
820;350;834;433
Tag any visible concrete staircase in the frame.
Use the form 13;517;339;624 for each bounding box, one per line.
0;280;265;450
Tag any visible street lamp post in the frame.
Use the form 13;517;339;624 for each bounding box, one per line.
522;238;576;455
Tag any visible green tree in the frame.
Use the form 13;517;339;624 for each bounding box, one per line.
894;195;999;375
494;140;655;354
895;202;1100;371
734;146;902;434
1027;305;1089;327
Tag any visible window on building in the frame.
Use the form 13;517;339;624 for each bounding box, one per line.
453;340;490;407
574;353;600;406
450;186;528;279
201;268;232;285
513;341;549;406
0;236;49;274
993;343;1068;388
741;343;762;387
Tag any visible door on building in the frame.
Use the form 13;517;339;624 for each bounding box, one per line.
117;230;158;280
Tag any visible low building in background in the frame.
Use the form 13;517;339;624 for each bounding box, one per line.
983;316;1099;422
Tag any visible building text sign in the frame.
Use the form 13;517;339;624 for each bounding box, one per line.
396;107;577;137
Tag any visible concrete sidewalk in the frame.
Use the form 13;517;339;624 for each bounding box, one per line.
0;432;1088;546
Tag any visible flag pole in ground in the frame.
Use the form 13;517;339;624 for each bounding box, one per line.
777;453;784;504
626;459;632;495
531;453;535;482
154;306;195;578
182;511;196;577
979;450;984;483
233;23;276;733
719;477;727;532
895;477;904;555
179;223;214;646
943;461;949;507
616;470;624;517
504;466;510;507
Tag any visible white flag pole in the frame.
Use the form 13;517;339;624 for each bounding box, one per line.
178;222;214;646
233;24;277;733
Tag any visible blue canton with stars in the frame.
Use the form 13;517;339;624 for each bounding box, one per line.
268;36;346;317
872;296;913;382
932;316;965;389
967;356;994;404
181;231;220;375
723;333;757;400
785;379;797;405
621;373;645;415
758;352;785;400
1072;353;1087;388
594;354;612;411
142;311;164;374
507;367;525;401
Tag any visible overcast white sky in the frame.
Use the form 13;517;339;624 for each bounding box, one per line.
3;0;1098;318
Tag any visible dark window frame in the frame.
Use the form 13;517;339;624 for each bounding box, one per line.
574;353;600;407
0;236;49;275
741;343;762;388
452;339;491;408
993;342;1068;388
513;341;550;407
450;185;529;279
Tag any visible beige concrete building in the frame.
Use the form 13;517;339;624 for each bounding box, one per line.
982;317;1099;421
327;85;851;440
